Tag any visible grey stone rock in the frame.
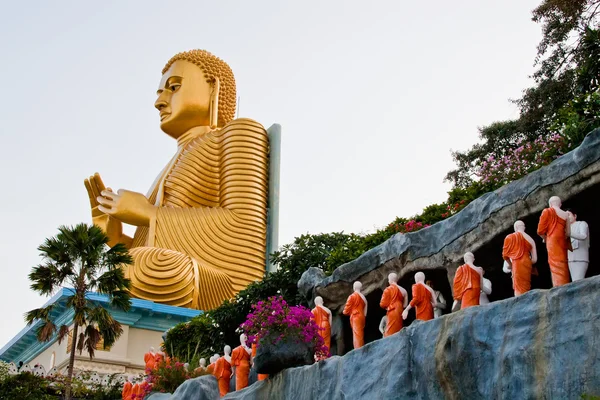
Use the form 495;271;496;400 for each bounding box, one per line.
298;267;326;307
145;375;219;400
253;337;314;375
298;128;600;311
226;276;600;399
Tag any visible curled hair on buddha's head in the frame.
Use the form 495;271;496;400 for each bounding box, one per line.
163;49;237;127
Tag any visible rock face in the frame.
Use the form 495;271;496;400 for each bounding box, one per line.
299;128;600;311
146;375;219;400
226;276;600;400
253;337;315;375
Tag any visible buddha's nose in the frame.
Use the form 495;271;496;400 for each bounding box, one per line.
154;95;168;111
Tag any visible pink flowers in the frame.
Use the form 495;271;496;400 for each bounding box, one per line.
477;132;567;186
386;219;430;234
241;296;328;358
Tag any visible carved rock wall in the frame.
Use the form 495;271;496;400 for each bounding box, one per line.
226;276;600;400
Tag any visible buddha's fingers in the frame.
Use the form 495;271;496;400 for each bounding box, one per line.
93;173;107;194
84;178;99;208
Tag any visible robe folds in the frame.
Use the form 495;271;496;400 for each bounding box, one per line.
214;357;232;397
343;292;367;348
125;119;270;310
379;285;404;336
503;232;533;295
121;381;132;400
206;362;215;375
231;345;251;390
410;283;434;321
538;207;571;287
453;264;482;309
311;306;331;352
143;352;156;371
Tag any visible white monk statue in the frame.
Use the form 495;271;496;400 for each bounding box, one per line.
402;272;437;321
312;296;332;354
426;279;446;318
479;278;492;305
343;281;368;348
378;315;387;337
567;210;590;281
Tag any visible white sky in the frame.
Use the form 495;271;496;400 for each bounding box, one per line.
0;0;541;348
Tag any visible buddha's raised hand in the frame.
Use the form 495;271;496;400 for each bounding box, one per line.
84;173;124;245
96;188;157;228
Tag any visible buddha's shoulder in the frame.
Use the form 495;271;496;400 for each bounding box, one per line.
221;118;267;135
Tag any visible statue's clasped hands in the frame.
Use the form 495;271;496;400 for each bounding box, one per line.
85;172;156;228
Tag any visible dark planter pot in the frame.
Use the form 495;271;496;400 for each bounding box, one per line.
253;337;315;375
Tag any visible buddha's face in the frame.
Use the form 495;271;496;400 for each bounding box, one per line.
155;60;213;139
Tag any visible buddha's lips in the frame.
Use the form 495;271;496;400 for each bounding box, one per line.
160;112;171;121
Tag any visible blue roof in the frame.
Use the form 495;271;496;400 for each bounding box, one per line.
0;288;202;364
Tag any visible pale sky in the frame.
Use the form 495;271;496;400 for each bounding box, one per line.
0;0;541;348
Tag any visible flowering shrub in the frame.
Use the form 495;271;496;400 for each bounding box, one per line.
241;296;328;358
386;219;431;234
143;358;208;396
477;133;569;187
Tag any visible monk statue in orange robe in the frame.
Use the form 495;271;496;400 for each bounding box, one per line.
231;334;252;391
143;347;156;371
193;358;207;375
452;252;486;310
503;220;538;296
403;272;437;321
213;346;232;397
537;196;572;287
343;281;368;349
121;379;132;400
379;273;408;337
311;296;332;354
207;354;219;374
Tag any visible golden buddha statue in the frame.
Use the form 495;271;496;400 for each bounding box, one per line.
84;50;269;310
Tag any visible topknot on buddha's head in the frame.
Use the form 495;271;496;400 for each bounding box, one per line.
163;50;236;127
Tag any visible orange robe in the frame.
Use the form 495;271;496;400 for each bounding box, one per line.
214;357;232;397
343;292;367;348
130;383;143;400
251;343;268;381
121;381;132;400
409;283;434;321
503;232;533;295
453;264;481;309
537;207;570;287
311;306;331;353
207;362;215;374
143;352;156;371
231;345;251;390
379;285;404;336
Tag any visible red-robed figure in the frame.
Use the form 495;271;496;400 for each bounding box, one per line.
453;252;484;309
311;296;332;353
343;281;368;349
380;273;408;336
503;220;538;296
537;196;571;287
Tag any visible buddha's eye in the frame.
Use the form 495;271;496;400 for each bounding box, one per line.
170;84;181;92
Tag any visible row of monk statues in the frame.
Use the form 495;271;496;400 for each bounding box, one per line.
337;196;590;350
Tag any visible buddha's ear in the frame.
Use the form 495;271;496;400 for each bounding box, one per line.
209;77;221;129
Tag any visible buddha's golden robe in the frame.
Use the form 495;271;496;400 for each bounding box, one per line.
125;118;269;310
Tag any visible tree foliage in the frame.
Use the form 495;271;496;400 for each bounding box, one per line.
25;223;132;400
446;1;600;190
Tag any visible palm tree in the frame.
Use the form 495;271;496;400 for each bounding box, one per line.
25;223;132;400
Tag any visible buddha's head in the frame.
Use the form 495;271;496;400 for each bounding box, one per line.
155;50;236;139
